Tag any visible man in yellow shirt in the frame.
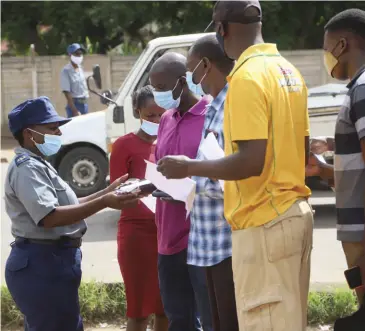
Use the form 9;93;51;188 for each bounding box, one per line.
157;1;313;330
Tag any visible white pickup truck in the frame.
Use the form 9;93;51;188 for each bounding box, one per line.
48;32;347;197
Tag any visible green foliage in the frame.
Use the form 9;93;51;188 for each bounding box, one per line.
1;286;23;327
308;290;357;325
1;283;358;328
1;282;127;327
261;1;365;50
2;1;365;55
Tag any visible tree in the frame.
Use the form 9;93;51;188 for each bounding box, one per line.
261;1;365;50
2;1;365;55
1;1;215;55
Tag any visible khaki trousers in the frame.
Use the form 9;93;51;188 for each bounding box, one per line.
232;199;314;331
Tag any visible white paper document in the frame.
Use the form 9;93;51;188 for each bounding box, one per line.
144;160;196;215
200;132;225;191
141;195;156;213
314;153;326;164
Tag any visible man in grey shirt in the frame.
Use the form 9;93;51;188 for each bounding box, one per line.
307;9;365;307
61;43;89;117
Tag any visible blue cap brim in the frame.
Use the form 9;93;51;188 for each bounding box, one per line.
40;115;71;127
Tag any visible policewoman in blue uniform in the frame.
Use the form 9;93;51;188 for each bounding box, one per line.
4;96;140;331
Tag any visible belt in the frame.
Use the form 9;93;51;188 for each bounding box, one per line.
73;97;87;104
14;236;82;248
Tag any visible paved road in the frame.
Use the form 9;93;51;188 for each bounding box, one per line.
0;163;347;289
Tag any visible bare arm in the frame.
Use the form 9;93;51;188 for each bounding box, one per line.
158;140;267;181
42;196;107;228
78;173;129;204
78;189;107;204
42;192;138;228
63;91;79;117
189;140;266;180
318;163;335;187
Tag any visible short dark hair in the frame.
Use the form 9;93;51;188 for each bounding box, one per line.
13;129;24;146
189;35;235;75
324;9;365;41
132;85;154;117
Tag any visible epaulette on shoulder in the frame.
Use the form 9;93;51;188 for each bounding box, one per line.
14;154;30;167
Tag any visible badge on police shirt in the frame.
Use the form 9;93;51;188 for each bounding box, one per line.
15;154;30;167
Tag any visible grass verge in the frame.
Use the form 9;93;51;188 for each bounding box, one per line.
1;282;358;327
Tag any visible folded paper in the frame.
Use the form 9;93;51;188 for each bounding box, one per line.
144;160;196;216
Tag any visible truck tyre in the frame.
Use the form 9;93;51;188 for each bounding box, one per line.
58;146;108;197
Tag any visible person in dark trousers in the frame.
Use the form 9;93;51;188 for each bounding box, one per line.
185;35;238;331
110;86;168;331
61;43;89;117
305;8;365;330
149;52;213;331
4;96;141;331
157;1;313;330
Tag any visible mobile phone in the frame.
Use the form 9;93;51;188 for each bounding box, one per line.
139;182;157;194
344;266;362;290
152;189;173;200
116;179;156;195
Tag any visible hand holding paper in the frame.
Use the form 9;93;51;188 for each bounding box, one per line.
157;155;191;179
145;160;196;214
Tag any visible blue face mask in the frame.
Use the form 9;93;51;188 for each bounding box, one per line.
153;78;183;110
141;119;159;136
29;129;62;156
186;59;206;96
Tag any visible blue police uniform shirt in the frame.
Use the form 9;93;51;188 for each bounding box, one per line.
4;147;87;240
60;63;89;99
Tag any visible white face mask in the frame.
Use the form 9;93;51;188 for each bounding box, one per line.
141;119;159;136
186;59;206;96
152;78;183;110
28;129;62;156
71;55;83;65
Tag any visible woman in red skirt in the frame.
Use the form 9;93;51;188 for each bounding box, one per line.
110;85;167;331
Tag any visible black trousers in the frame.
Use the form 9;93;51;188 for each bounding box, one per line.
205;257;239;331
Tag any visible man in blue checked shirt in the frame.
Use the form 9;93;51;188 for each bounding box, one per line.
185;35;238;331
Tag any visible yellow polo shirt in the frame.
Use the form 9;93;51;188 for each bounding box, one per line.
224;43;311;230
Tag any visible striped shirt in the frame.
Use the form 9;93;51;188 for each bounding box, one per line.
335;66;365;242
188;85;232;267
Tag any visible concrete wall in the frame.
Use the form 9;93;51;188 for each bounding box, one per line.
1;50;338;137
1;55;138;137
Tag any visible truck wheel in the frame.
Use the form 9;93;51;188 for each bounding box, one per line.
58;147;108;197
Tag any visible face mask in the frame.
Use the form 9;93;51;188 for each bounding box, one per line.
28;129;62;156
323;40;346;78
323;51;338;78
216;31;235;61
141;119;159;136
186;59;206;96
153;79;183;110
71;55;83;65
216;32;225;54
